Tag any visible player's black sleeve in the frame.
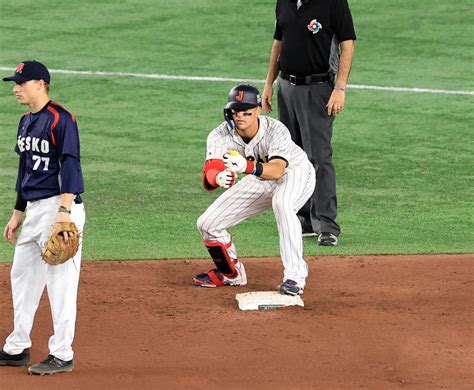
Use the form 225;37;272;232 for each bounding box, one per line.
14;158;27;211
15;192;27;212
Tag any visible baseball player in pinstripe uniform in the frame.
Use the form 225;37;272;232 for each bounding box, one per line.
194;84;316;295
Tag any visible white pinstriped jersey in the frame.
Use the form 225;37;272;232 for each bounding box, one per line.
206;116;309;169
198;115;316;288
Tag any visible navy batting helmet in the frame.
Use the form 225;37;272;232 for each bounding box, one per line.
224;84;261;128
225;84;262;111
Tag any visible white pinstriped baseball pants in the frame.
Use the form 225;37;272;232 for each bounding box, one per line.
3;195;85;361
197;160;315;287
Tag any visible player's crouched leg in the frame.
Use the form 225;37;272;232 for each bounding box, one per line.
192;239;247;288
195;216;246;288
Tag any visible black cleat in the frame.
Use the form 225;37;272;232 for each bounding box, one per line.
0;348;31;367
278;279;303;296
28;355;74;375
318;232;338;246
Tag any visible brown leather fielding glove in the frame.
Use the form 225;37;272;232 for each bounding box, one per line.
41;222;80;265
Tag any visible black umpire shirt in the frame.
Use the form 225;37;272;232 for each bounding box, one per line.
274;0;356;75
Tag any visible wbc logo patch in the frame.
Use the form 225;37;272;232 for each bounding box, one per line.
307;19;322;34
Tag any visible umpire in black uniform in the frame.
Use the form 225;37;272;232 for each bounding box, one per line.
262;0;356;246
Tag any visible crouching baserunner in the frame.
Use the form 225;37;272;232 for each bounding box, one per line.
194;84;316;296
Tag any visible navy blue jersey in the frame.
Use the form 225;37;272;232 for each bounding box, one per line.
15;100;84;202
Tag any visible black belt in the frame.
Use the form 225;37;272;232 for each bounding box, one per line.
280;72;332;85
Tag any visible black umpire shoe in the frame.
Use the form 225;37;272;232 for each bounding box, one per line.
318;232;338;246
298;216;318;238
302;230;318;238
0;348;31;367
28;355;74;375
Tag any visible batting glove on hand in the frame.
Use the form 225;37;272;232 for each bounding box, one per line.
223;150;255;174
216;170;237;189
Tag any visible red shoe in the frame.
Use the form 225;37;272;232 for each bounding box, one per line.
194;263;247;287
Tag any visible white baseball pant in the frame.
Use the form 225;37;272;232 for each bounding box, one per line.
3;195;85;361
197;160;315;287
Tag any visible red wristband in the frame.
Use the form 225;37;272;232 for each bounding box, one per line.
244;160;256;174
206;169;219;187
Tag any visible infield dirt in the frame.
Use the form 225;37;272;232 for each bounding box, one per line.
0;254;472;389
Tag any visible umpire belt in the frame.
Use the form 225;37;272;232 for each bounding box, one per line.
280;72;332;86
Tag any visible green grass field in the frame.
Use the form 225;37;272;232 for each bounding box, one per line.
0;0;473;262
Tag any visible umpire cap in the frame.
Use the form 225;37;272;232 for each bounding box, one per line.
225;84;262;111
2;60;50;84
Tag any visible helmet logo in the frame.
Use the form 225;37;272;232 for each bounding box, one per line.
236;90;244;102
16;63;25;74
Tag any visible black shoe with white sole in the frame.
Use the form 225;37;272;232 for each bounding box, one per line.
318;232;338;246
278;279;304;296
0;348;31;367
298;216;317;238
28;355;74;375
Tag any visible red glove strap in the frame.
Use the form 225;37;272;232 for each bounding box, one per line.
229;171;237;187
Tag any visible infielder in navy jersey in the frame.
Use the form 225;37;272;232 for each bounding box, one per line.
194;84;316;296
0;61;85;375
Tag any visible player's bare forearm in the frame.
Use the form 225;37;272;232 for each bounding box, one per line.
262;40;281;112
335;40;355;89
60;193;75;208
57;193;75;224
259;159;286;180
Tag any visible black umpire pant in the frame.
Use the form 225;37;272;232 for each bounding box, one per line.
277;76;341;237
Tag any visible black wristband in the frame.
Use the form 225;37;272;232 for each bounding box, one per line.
15;192;27;212
254;163;264;177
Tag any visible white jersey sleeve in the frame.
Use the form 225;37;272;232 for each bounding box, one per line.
264;117;309;168
205;122;231;160
266;120;294;163
205;121;250;161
